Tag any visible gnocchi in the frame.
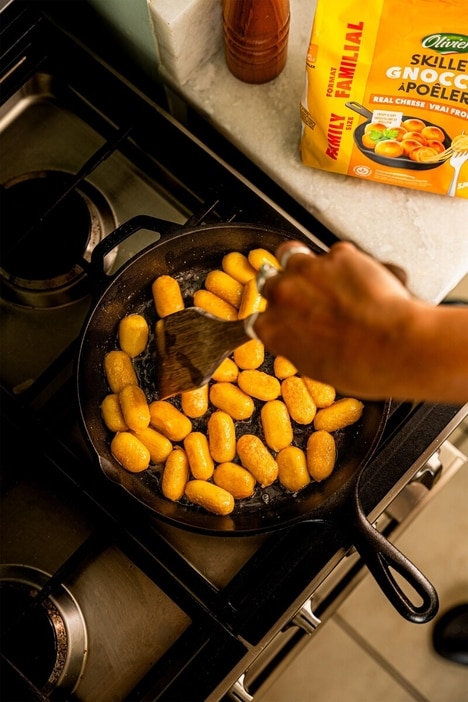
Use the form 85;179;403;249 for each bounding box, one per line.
104;350;138;393
101;393;128;433
133;426;173;464
162;448;189;501
213;462;256;499
184;431;215;480
209;382;255;421
193;289;238;320
237;278;267;319
185;480;235;516
119;384;151;432
149;400;192;441
204;269;243;309
238;369;281;402
314;398;364;432
181;384;209;418
261;400;293;452
306;430;336;482
233;339;264;370
237;434;279;487
118;314;149;358
100;246;367;517
152;275;184;318
302;376;336;408
207;410;236;463
222;251;256;283
111;432;150;473
277;446;310;492
281;376;317;425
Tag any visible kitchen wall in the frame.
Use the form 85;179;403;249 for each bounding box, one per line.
86;0;224;86
84;0;160;80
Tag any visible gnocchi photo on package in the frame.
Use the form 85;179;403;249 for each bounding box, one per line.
300;0;468;197
100;248;365;517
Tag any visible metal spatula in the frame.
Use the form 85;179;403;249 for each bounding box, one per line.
155;264;277;399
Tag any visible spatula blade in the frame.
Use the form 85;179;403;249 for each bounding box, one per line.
155;307;253;399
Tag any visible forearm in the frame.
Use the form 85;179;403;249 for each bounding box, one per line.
256;240;468;405
387;302;468;404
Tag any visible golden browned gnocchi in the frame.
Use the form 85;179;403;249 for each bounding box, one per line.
184;431;214;480
314;397;364;432
233;339;264;370
261;400;293;452
162;447;189;501
306;430;336;481
132;426;173;464
247;248;281;271
209;382;255;421
281;376;317;425
111;432;150;473
222;251;256;284
238;369;281;401
101;393;128;432
212;357;239;383
119;384;151;432
149;400;192;442
273;356;298;379
302;377;336;408
181;384;209;418
207;410;236;463
185;480;235;516
118;314;149;358
237;434;278;487
277;446;310;492
104;350;138;394
193;289;238;320
152;275;184;318
237;278;267;319
204;269;243;309
213;462;256;499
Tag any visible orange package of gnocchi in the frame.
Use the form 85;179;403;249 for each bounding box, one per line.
300;0;468;198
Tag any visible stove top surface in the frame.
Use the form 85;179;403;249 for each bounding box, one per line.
0;3;465;700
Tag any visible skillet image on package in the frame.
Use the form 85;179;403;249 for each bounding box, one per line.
346;102;451;171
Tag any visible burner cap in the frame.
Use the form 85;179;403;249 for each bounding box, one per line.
0;564;88;696
0;171;117;307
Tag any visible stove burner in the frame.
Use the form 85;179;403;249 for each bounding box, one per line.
0;171;117;307
0;565;88;696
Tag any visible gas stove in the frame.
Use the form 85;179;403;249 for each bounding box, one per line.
0;2;466;701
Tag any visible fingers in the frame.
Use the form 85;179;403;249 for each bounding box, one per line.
277;242;315;268
382;263;408;286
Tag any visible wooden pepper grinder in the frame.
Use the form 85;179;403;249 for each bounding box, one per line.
223;0;290;84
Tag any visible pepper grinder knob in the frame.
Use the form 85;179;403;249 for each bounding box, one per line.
223;0;290;84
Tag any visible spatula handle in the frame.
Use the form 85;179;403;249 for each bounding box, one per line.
256;262;280;293
243;264;280;340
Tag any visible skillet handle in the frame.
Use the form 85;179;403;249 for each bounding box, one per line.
345;101;373;121
349;494;439;624
85;214;179;280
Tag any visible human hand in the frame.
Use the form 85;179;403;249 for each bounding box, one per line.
254;240;414;399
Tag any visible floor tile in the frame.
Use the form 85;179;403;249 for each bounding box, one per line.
337;463;468;702
256;618;418;702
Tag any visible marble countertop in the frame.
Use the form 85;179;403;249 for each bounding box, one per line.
158;0;468;304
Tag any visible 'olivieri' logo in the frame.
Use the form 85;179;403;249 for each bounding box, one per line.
421;33;468;54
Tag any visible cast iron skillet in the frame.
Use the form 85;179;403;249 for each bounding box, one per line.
346;101;451;171
76;216;438;623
